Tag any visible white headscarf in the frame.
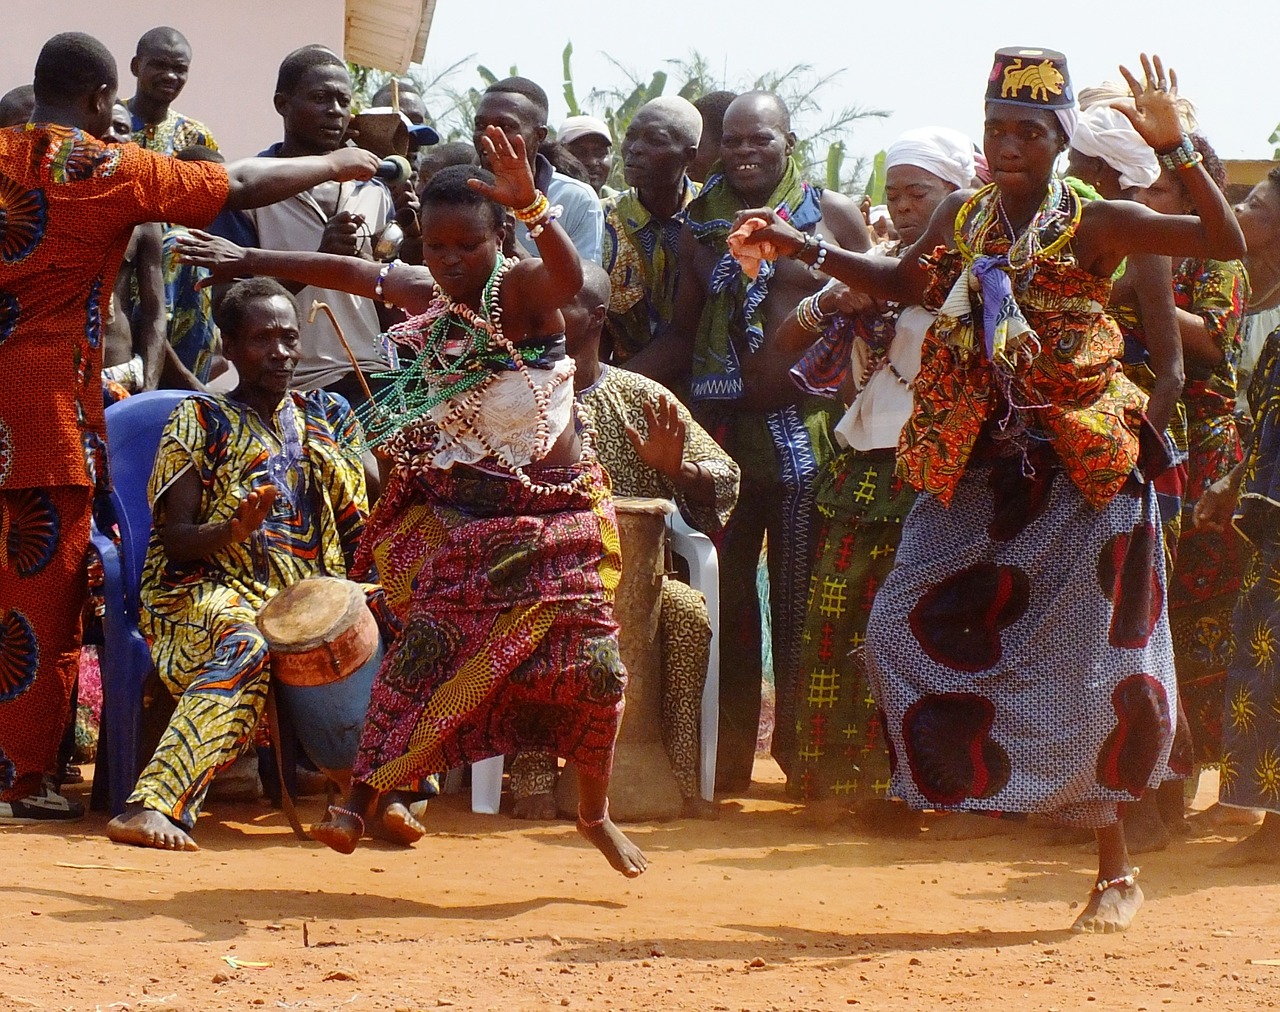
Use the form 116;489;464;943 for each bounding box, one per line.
1054;106;1079;147
1069;105;1160;189
884;126;977;191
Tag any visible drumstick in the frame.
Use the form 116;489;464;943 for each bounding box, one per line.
309;299;374;405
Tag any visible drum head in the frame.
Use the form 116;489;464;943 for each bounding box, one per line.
258;577;366;654
612;496;675;516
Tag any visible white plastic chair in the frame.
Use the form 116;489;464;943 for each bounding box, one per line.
666;508;720;803
460;506;721;813
469;754;504;814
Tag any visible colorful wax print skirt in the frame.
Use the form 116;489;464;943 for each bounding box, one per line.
350;456;626;791
865;449;1179;829
1217;545;1280;813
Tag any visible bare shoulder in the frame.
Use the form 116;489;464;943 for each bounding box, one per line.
818;189;869;250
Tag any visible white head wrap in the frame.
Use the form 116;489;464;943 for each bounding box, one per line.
1069;105;1160;189
1054;106;1079;146
1078;79;1199;133
884;126;977;191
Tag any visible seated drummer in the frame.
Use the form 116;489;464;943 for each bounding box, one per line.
107;278;405;851
509;263;741;820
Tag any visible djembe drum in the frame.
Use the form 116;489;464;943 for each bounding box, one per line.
556;496;683;821
257;577;384;789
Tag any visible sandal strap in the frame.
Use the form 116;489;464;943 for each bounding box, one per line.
328;805;366;837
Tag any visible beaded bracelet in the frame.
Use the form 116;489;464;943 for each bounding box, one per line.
527;204;564;240
1156;135;1201;172
515;191;550;224
813;236;829;271
795;292;828;334
375;259;401;308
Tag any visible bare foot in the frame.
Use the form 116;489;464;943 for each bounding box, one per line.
1212;828;1280;867
107;805;198;852
927;812;1007;841
577;813;647;877
512;791;558;821
682;796;720;820
1188;803;1265;836
1072;881;1144;933
800;796;849;828
854;799;924;837
1121;794;1170;855
309;806;363;855
373;796;426;846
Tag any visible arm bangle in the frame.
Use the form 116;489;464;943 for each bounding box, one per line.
375;259;401;309
1156;134;1201;172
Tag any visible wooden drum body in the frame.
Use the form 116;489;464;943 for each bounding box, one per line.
556;497;682;821
257;577;383;787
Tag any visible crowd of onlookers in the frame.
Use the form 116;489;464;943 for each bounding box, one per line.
3;31;1280;917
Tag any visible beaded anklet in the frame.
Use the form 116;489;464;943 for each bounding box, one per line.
1094;866;1139;893
577;800;609;830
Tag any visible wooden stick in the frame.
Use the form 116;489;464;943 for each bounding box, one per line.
309;300;374;405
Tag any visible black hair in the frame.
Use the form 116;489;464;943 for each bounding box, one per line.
371;78;419;104
33;32;117;107
693;90;737;140
1189;134;1228;195
0;85;34;127
541;140;589;183
136;26;190;58
485;76;549;123
419;164;505;230
1268;165;1280;188
416;141;479;189
275;45;346;97
174;144;224;163
214;278;299;340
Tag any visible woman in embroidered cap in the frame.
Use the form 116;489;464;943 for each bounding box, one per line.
731;51;1244;933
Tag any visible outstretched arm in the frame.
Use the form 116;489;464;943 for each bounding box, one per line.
178;231;439;316
728;190;963;306
222;147;381;211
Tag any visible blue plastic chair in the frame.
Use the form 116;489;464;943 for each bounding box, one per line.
90;390;189;815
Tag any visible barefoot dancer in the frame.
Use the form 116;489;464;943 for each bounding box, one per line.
180;130;648;877
731;50;1244;931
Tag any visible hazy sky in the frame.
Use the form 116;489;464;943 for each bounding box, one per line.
425;0;1276;164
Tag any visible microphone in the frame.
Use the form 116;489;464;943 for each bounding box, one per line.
375;154;412;184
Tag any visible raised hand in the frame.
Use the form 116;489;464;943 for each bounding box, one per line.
1114;53;1184;151
326;146;381;182
176;229;251;288
624;395;687;481
468;125;537;210
318;210;367;258
228;485;279;542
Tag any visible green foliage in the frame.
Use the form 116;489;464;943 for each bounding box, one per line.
347;44;892;194
865;149;887;206
1271;122;1280;160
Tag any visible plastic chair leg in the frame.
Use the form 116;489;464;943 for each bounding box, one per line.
470;755;504;814
666;511;720;803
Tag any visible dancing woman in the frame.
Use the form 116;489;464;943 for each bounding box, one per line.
180;127;646;876
730;50;1244;930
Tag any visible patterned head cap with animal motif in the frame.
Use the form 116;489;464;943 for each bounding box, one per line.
986;47;1074;110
